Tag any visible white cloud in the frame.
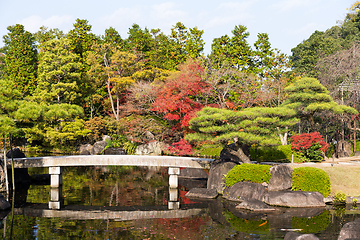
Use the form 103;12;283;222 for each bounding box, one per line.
19;15;73;33
149;2;189;32
204;1;255;29
99;7;143;30
152;2;187;21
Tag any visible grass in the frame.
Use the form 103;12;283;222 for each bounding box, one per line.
291;165;360;197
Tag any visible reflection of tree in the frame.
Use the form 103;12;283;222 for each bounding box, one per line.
224;210;270;234
292;210;331;234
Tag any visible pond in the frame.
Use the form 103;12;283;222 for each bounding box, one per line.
1;166;359;239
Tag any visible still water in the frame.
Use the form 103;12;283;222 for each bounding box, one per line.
1;166;359;239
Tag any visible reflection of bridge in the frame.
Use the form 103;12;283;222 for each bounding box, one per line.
14;203;207;221
8;155;213;209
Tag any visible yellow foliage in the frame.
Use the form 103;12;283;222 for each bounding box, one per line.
348;1;360;12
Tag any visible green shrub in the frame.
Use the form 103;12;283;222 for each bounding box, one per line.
334;191;347;204
250;145;303;163
197;144;222;158
292;167;331;197
225;164;271;187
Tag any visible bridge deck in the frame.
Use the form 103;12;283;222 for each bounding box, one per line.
7;155;214;169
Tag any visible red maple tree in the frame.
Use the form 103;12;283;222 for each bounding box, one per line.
290;132;329;152
151;60;211;130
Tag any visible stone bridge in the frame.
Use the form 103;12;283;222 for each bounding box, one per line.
6;155;214;209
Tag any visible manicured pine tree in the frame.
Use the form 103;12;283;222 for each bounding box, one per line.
282;77;358;131
186;106;299;162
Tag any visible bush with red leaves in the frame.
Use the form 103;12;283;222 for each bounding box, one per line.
290;132;329;161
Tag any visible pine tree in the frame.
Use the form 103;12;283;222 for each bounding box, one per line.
186;106;298;162
3;24;38;96
282;77;357;130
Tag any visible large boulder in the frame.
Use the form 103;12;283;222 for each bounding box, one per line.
179;168;208;179
6;148;31;185
0;194;10;210
79;143;92;155
284;232;319;240
207;161;238;194
268;165;292;191
104;148;126;155
136;141;166;155
90;141;108;155
338;218;360;240
223;182;266;202
185;188;218;199
263;191;325;207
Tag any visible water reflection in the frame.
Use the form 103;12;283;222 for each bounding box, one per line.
1;166;360;239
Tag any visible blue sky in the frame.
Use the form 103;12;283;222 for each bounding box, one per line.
0;0;355;56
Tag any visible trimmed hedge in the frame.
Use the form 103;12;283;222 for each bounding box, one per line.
225;164;271;187
292;167;331;197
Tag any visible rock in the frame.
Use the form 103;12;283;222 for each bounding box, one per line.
136;141;166;155
323;196;334;204
179;178;207;189
79;144;92;155
0;194;10;210
185;188;218;199
6;148;31;185
179;168;208;179
213;142;251;165
144;131;155;141
284;232;319;240
268;165;292;191
346;196;360;204
90;141;108;155
7;148;25;158
263;191;325;208
338;218;360;240
207;161;238;194
103;148;126;155
235;198;276;212
102;135;111;142
223;182;266;202
336;140;352;158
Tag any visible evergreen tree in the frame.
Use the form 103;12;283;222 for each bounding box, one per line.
33;38;82;104
186;106;298;162
3;24;38;96
282;77;358;130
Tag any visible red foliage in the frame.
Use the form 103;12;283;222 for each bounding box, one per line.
151;60;210;130
290;132;329;152
165;138;193;156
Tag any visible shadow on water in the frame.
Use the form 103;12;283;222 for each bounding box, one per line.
0;166;359;239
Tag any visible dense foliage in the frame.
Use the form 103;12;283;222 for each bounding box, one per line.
225;164;272;187
1;3;360;155
291;167;331;197
250;144;301;163
290;132;329;161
